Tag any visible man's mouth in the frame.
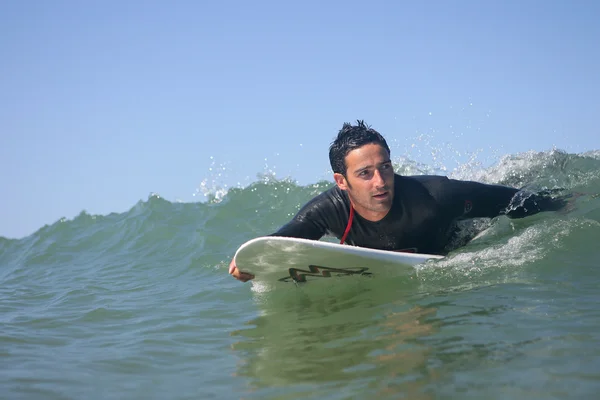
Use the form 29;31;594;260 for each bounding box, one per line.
373;192;389;199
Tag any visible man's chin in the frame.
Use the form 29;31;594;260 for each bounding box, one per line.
372;201;393;212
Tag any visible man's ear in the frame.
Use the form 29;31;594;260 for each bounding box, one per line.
334;173;348;191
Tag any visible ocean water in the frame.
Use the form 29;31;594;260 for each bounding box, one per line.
2;149;600;399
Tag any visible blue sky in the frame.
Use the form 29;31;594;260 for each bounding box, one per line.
1;0;598;239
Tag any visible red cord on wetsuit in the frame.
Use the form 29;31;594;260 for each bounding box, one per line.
340;206;354;245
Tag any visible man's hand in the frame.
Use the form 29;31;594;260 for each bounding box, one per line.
229;258;255;282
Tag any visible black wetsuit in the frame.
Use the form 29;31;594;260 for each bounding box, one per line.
272;174;567;255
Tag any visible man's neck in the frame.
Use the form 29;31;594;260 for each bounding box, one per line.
350;201;390;222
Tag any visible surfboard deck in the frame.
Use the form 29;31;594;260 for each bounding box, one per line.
233;236;444;288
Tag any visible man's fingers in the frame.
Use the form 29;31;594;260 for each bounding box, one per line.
238;272;255;282
230;266;255;282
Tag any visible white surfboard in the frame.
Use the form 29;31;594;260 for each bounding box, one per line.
233;236;444;287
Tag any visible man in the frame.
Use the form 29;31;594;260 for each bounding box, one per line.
229;120;568;282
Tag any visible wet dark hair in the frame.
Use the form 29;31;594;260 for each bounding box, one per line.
328;120;391;175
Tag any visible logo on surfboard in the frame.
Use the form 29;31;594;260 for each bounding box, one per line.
279;264;372;283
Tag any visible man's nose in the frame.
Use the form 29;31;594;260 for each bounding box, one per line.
373;169;385;186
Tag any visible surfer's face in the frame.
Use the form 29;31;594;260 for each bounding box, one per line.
333;143;394;221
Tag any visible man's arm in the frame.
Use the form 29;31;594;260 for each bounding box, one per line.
503;188;569;218
425;177;568;220
229;190;335;281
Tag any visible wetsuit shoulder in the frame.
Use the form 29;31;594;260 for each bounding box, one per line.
271;184;351;240
403;175;451;193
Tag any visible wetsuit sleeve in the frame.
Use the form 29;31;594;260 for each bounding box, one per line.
502;188;569;218
426;178;568;219
269;191;335;240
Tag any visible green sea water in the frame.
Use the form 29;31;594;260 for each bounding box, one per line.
2;150;600;399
